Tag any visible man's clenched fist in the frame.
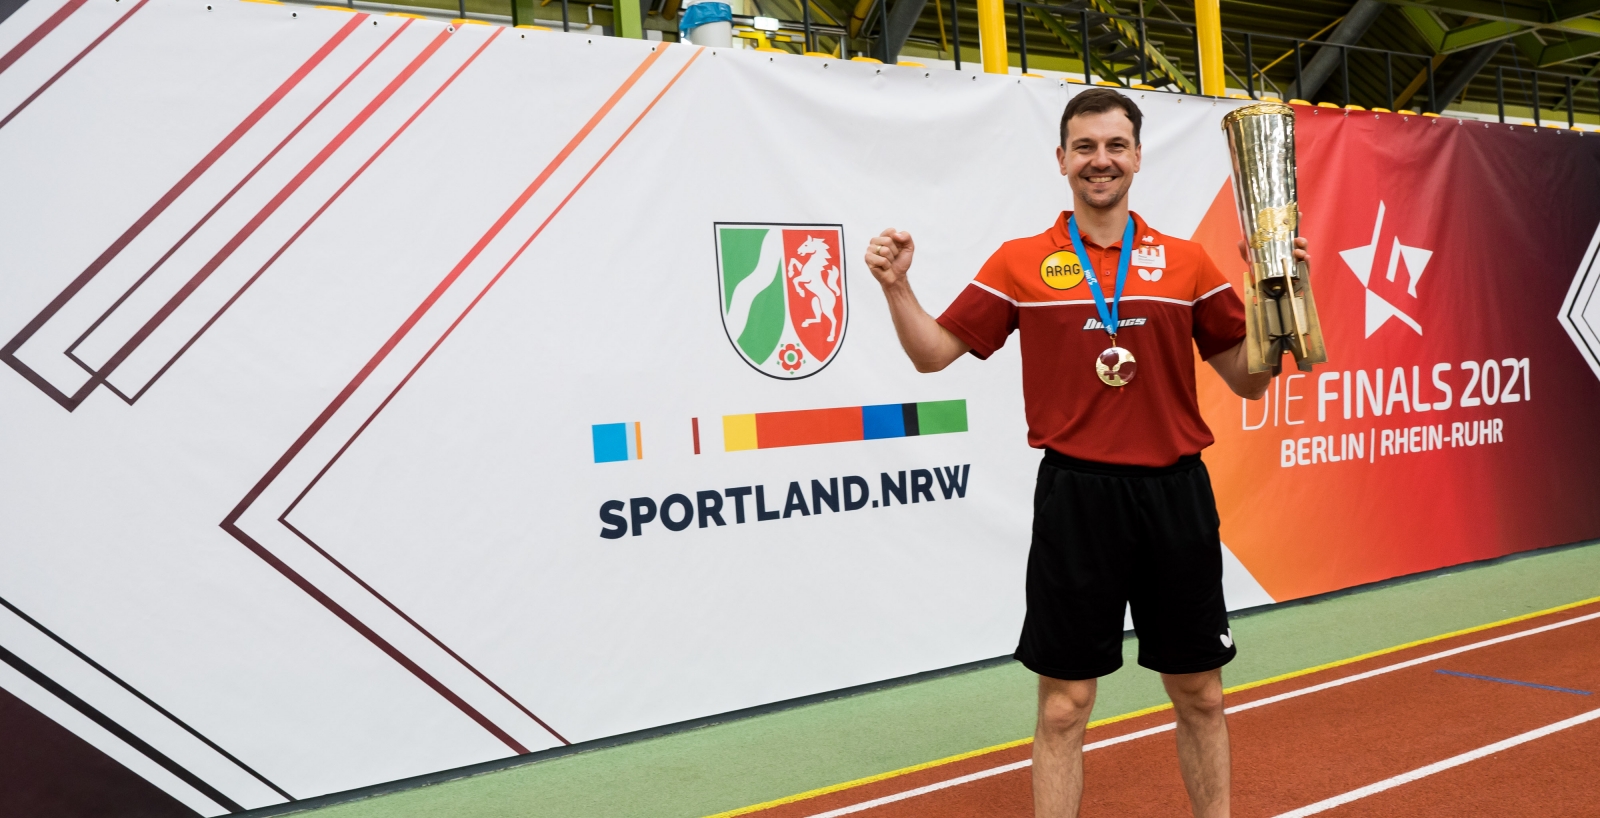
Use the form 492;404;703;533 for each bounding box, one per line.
865;229;915;288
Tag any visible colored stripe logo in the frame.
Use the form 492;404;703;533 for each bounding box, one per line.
723;400;966;452
593;422;644;463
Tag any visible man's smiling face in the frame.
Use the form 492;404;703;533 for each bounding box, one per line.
1056;109;1142;211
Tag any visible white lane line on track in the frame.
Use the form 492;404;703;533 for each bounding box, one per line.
1224;611;1600;718
801;722;1194;818
802;760;1031;818
800;610;1600;818
1271;707;1600;817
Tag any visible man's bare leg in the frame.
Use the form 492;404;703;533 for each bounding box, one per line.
1161;669;1230;818
1033;676;1097;818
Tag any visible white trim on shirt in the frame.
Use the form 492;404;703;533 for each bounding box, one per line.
969;280;1018;305
967;282;1231;309
1017;294;1196;307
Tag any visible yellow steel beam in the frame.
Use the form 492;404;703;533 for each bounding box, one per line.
977;0;1008;73
848;0;872;37
1194;0;1224;95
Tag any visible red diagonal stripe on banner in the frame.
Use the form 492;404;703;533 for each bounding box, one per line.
0;10;368;409
0;0;150;130
223;39;673;754
276;514;574;746
285;48;704;517
218;517;534;754
84;23;454;398
123;25;500;403
277;46;703;748
0;0;89;75
65;15;415;388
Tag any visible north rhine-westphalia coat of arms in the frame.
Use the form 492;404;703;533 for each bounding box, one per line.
715;223;848;379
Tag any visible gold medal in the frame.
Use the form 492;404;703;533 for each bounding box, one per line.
1096;341;1136;387
1068;215;1139;389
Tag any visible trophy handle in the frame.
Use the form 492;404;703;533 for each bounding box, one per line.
1291;258;1328;372
1242;263;1279;376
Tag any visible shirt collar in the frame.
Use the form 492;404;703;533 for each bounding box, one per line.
1050;210;1151;250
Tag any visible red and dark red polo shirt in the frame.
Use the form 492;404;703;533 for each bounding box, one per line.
936;211;1246;467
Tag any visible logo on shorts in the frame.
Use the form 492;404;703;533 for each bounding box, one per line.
1219;628;1234;649
715;223;847;379
1040;250;1085;290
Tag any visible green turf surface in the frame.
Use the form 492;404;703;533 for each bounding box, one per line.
295;541;1600;818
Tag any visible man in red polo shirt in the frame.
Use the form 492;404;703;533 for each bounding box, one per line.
864;88;1309;817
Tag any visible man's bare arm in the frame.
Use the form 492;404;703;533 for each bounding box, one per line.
866;229;970;373
1207;340;1272;400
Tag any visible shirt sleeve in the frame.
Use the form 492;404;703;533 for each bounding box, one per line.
1191;250;1247;360
935;246;1018;360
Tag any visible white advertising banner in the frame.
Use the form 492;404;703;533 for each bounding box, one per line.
0;0;1269;810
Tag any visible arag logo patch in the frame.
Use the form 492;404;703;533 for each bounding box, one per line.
716;223;848;379
1040;250;1085;290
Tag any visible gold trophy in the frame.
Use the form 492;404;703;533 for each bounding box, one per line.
1221;103;1327;375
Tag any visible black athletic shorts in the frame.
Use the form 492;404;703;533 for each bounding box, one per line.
1014;449;1237;680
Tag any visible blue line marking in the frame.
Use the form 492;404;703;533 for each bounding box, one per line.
1435;669;1592;696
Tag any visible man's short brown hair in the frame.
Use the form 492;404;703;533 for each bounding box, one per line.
1060;88;1143;146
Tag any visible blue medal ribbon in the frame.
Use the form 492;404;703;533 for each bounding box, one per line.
1067;214;1136;343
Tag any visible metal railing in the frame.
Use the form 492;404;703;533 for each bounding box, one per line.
785;4;1599;125
927;3;1478;116
346;0;1597;121
1495;65;1598;127
1226;28;1440;111
1012;4;1191;88
995;5;1446;110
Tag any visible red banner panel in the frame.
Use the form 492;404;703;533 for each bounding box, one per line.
1195;111;1600;602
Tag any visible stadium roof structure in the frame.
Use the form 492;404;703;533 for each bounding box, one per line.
310;0;1600;123
854;0;1600;121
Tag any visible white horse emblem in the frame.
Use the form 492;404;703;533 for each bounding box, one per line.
787;235;842;342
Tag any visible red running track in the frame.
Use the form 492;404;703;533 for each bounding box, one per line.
742;600;1600;818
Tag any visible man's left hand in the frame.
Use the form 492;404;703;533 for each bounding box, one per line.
1236;236;1312;272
